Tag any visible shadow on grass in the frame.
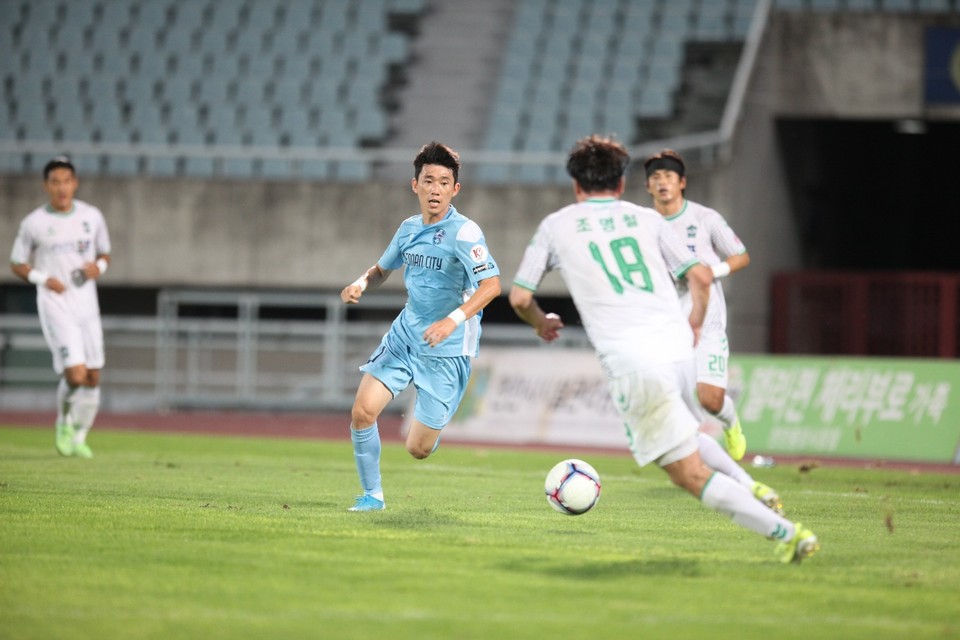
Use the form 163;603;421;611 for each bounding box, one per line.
369;507;467;529
506;556;701;579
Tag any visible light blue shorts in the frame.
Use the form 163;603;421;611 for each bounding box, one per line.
360;331;471;429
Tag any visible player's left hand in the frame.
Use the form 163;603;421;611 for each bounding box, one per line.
423;318;456;348
80;262;101;280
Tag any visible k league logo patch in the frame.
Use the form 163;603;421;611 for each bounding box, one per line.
470;245;487;263
433;229;446;245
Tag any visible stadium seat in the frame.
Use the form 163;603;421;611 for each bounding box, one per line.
915;0;951;9
881;0;914;10
108;155;141;176
774;0;807;9
300;159;331;180
638;87;673;118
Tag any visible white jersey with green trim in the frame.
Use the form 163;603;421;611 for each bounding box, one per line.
9;199;111;320
663;199;745;333
513;198;700;377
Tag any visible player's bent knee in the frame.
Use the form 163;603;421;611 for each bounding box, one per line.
406;443;431;460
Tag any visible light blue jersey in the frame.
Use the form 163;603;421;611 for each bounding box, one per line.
377;205;500;358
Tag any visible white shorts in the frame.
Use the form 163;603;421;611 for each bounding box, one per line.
694;328;729;388
609;359;701;467
39;308;105;374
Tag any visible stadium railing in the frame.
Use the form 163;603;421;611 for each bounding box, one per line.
0;291;590;414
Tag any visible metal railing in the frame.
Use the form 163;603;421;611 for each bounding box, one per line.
0;290;590;413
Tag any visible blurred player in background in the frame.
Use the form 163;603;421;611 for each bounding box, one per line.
10;156;111;458
643;150;780;507
510;135;818;562
340;142;501;512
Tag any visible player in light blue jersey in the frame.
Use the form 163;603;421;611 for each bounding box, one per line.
340;142;501;512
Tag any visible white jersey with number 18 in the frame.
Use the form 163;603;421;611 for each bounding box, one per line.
513;198;700;377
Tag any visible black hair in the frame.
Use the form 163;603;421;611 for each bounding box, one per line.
43;155;76;180
565;135;630;192
413;141;461;183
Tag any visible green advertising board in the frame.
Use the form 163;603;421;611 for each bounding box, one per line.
731;356;960;464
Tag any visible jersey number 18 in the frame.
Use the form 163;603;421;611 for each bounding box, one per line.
589;237;653;295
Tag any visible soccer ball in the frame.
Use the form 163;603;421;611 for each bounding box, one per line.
544;458;601;515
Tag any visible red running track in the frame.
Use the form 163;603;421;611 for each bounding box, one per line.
2;409;957;474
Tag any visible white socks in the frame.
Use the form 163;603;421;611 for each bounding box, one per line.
700;471;794;542
71;386;101;444
56;377;77;425
696;432;753;490
708;395;738;430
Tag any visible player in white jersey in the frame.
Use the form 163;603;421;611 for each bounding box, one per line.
642;151;785;512
510;136;818;563
9;156;111;458
339;142;501;512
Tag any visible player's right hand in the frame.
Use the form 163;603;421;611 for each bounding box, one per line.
537;312;564;342
341;284;363;304
47;277;66;294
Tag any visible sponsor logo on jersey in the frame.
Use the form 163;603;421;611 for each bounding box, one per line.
403;252;443;270
470;245;487;263
472;262;495;275
49;241;81;254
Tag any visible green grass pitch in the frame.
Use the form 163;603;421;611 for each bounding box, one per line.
1;425;959;640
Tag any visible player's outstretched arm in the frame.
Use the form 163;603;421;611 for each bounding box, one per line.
341;264;390;304
508;284;564;343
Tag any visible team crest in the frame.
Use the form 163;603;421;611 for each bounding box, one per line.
686;224;697;238
433;229;446;245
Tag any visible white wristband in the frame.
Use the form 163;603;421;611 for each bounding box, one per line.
711;262;731;279
27;269;48;285
351;275;368;292
96;258;108;275
447;308;467;327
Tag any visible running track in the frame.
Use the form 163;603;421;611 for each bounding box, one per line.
2;409;957;475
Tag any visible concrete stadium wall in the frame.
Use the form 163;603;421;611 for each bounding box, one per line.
0;173;578;291
767;12;960;118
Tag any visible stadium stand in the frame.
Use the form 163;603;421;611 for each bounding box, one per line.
1;0;958;182
0;0;423;179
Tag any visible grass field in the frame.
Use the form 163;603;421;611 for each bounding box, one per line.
2;425;959;640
